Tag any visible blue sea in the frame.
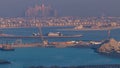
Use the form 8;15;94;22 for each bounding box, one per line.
0;27;120;68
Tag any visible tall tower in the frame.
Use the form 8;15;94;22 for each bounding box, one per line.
26;0;56;17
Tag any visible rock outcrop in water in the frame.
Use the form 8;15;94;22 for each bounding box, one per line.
0;59;11;64
98;38;120;54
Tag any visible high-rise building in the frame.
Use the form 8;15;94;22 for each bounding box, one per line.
25;0;57;17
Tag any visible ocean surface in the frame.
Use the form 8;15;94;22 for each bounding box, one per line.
0;27;120;68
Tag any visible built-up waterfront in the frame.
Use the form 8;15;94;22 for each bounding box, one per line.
0;17;120;30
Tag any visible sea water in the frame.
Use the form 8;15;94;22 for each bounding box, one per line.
0;27;120;68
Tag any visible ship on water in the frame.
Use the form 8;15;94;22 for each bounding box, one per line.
32;31;83;38
32;32;63;37
0;44;14;51
47;32;63;37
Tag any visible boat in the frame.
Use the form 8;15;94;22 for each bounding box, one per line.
32;33;41;36
0;45;15;51
47;32;63;37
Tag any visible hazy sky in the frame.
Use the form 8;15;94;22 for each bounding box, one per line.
0;0;120;17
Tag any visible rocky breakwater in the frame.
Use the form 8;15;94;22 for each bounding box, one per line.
98;38;120;56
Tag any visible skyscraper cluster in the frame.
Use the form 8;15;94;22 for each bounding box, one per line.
25;3;57;17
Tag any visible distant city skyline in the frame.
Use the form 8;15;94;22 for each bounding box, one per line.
25;4;56;17
0;0;120;17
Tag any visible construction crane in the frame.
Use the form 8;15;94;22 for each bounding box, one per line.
32;0;48;46
107;29;111;40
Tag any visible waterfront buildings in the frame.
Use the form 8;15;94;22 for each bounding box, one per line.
0;17;120;29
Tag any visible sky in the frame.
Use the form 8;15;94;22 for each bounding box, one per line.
0;0;120;17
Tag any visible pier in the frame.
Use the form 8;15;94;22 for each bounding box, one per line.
0;35;83;38
0;43;41;48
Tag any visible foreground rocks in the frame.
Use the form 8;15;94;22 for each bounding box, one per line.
98;38;120;54
28;64;120;68
0;59;11;64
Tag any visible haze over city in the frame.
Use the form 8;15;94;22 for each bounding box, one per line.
0;0;120;17
1;0;120;68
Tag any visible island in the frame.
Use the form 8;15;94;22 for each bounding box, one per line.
97;38;120;56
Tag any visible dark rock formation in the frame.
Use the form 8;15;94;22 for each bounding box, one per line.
0;59;11;64
28;64;120;68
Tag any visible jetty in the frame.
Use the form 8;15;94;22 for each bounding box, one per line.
0;40;102;49
0;43;41;48
0;35;82;38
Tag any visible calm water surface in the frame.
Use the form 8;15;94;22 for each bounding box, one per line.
0;27;120;68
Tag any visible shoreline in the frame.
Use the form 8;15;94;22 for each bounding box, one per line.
1;26;120;31
57;26;120;31
0;26;73;29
